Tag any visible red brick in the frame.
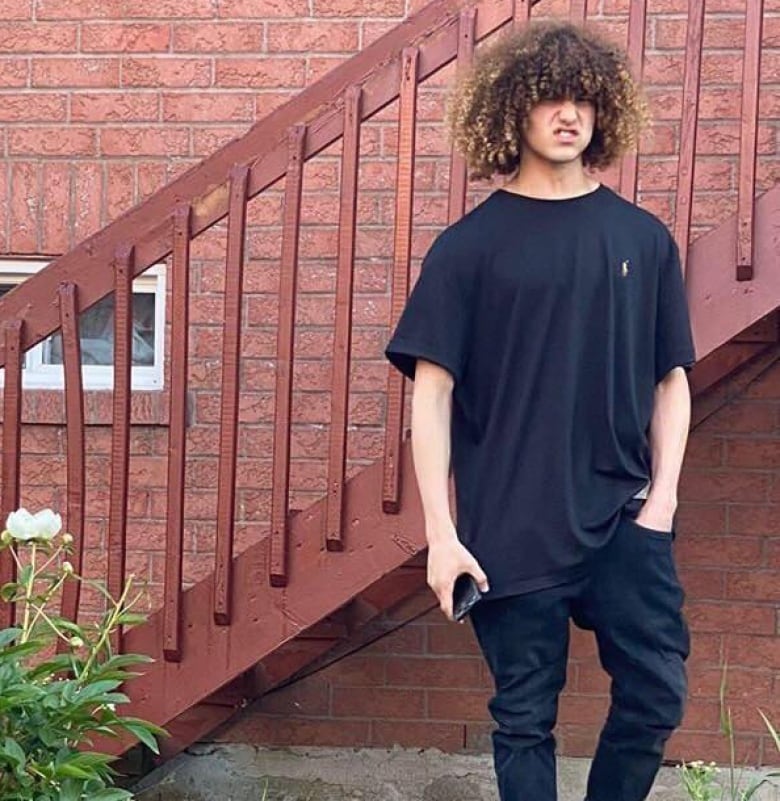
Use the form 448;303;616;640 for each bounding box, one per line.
313;0;404;15
191;125;253;156
332;686;423;718
100;126;190;157
259;679;330;717
574;663;610;695
685;601;776;634
9;127;96;157
364;623;425;655
371;720;464;750
0;57;29;85
697;401;778;434
696;123;775;156
162;92;255;122
0;23;76;52
35;0;118;18
122;0;214;17
676;535;763;568
72;161;103;242
728;505;780;536
675;502;727;535
679;471;771;503
9;161;38;252
726;439;780;468
741;365;780;400
267;21;359;52
725;571;780;602
81;23;171;52
41;161;71;253
136;161;167;201
216;0;309;17
71;92;159;122
123;57;211;88
385;656;482;689
557;695;610;726
33;58;119;87
105;161;135;223
722;633;780;669
427;689;491;721
217;716;370;747
677;567;725;599
684;436;725;468
0;93;67;122
172;22;264;53
426;621;481;656
215;57;306;88
0;0;31;19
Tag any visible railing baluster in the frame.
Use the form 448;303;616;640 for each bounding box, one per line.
325;87;362;553
58;284;85;626
0;320;23;629
448;8;477;226
383;47;419;515
618;0;647;203
108;245;133;651
569;0;587;23
270;125;306;587
511;0;532;30
736;0;764;282
214;168;249;625
673;0;705;275
164;204;192;657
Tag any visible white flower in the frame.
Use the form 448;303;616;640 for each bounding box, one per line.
62;533;74;546
62;561;74;575
5;508;62;542
69;636;84;649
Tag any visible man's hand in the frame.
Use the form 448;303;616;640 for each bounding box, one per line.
635;496;676;533
427;524;489;621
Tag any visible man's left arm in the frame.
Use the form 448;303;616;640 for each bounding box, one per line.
636;366;691;532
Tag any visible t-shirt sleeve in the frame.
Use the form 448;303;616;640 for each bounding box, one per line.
655;236;696;383
385;232;472;383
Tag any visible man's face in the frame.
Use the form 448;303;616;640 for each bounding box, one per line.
521;97;596;166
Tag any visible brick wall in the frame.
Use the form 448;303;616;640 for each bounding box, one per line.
216;352;780;766
0;0;778;760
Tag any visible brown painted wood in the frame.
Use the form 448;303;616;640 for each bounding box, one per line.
673;0;705;273
618;0;646;203
383;47;419;515
733;312;779;343
58;283;85;624
163;205;192;660
108;443;425;754
0;320;22;629
569;0;586;22
0;0;518;372
687;184;780;359
270;126;307;587
325;87;362;553
688;341;771;398
213;168;250;626
448;7;477;225
107;245;134;651
736;0;764;282
513;0;533;28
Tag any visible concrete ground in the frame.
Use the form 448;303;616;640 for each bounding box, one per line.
131;745;780;801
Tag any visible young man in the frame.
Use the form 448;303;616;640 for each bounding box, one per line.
385;21;695;801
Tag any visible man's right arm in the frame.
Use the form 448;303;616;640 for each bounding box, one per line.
412;359;489;620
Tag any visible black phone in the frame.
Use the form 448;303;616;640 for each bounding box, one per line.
452;573;482;621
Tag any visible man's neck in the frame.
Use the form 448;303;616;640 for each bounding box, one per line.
502;160;598;200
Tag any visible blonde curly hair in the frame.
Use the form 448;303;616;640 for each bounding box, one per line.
446;21;647;180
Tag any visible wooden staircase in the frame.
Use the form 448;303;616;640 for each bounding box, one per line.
0;0;777;775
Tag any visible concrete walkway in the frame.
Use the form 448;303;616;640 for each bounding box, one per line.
132;745;780;801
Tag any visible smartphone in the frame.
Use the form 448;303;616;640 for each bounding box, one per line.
452;573;482;621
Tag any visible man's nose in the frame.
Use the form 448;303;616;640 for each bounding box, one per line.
558;100;578;120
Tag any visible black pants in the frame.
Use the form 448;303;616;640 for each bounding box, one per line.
470;506;690;801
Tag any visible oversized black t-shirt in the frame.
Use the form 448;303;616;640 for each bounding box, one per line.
385;185;696;599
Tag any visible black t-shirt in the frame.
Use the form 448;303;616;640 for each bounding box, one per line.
385;185;696;599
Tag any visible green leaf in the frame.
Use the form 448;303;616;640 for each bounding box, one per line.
0;628;22;648
89;789;133;801
121;721;161;754
74;679;123;701
0;579;20;600
759;710;780;755
18;564;33;587
1;737;26;767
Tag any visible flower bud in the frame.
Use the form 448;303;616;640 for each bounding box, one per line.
62;533;74;546
69;636;84;649
62;561;74;575
0;530;11;545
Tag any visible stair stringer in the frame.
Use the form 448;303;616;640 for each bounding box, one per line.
687;182;780;360
118;444;425;744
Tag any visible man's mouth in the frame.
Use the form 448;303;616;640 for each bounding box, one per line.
554;128;579;141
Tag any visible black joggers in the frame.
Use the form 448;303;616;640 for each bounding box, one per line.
470;505;690;801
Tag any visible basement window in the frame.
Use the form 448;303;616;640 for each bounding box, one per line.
0;260;166;390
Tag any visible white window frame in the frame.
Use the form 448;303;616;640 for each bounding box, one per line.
0;260;166;391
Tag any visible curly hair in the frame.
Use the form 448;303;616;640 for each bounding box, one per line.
445;21;647;179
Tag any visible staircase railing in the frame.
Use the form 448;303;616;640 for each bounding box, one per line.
0;0;774;671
